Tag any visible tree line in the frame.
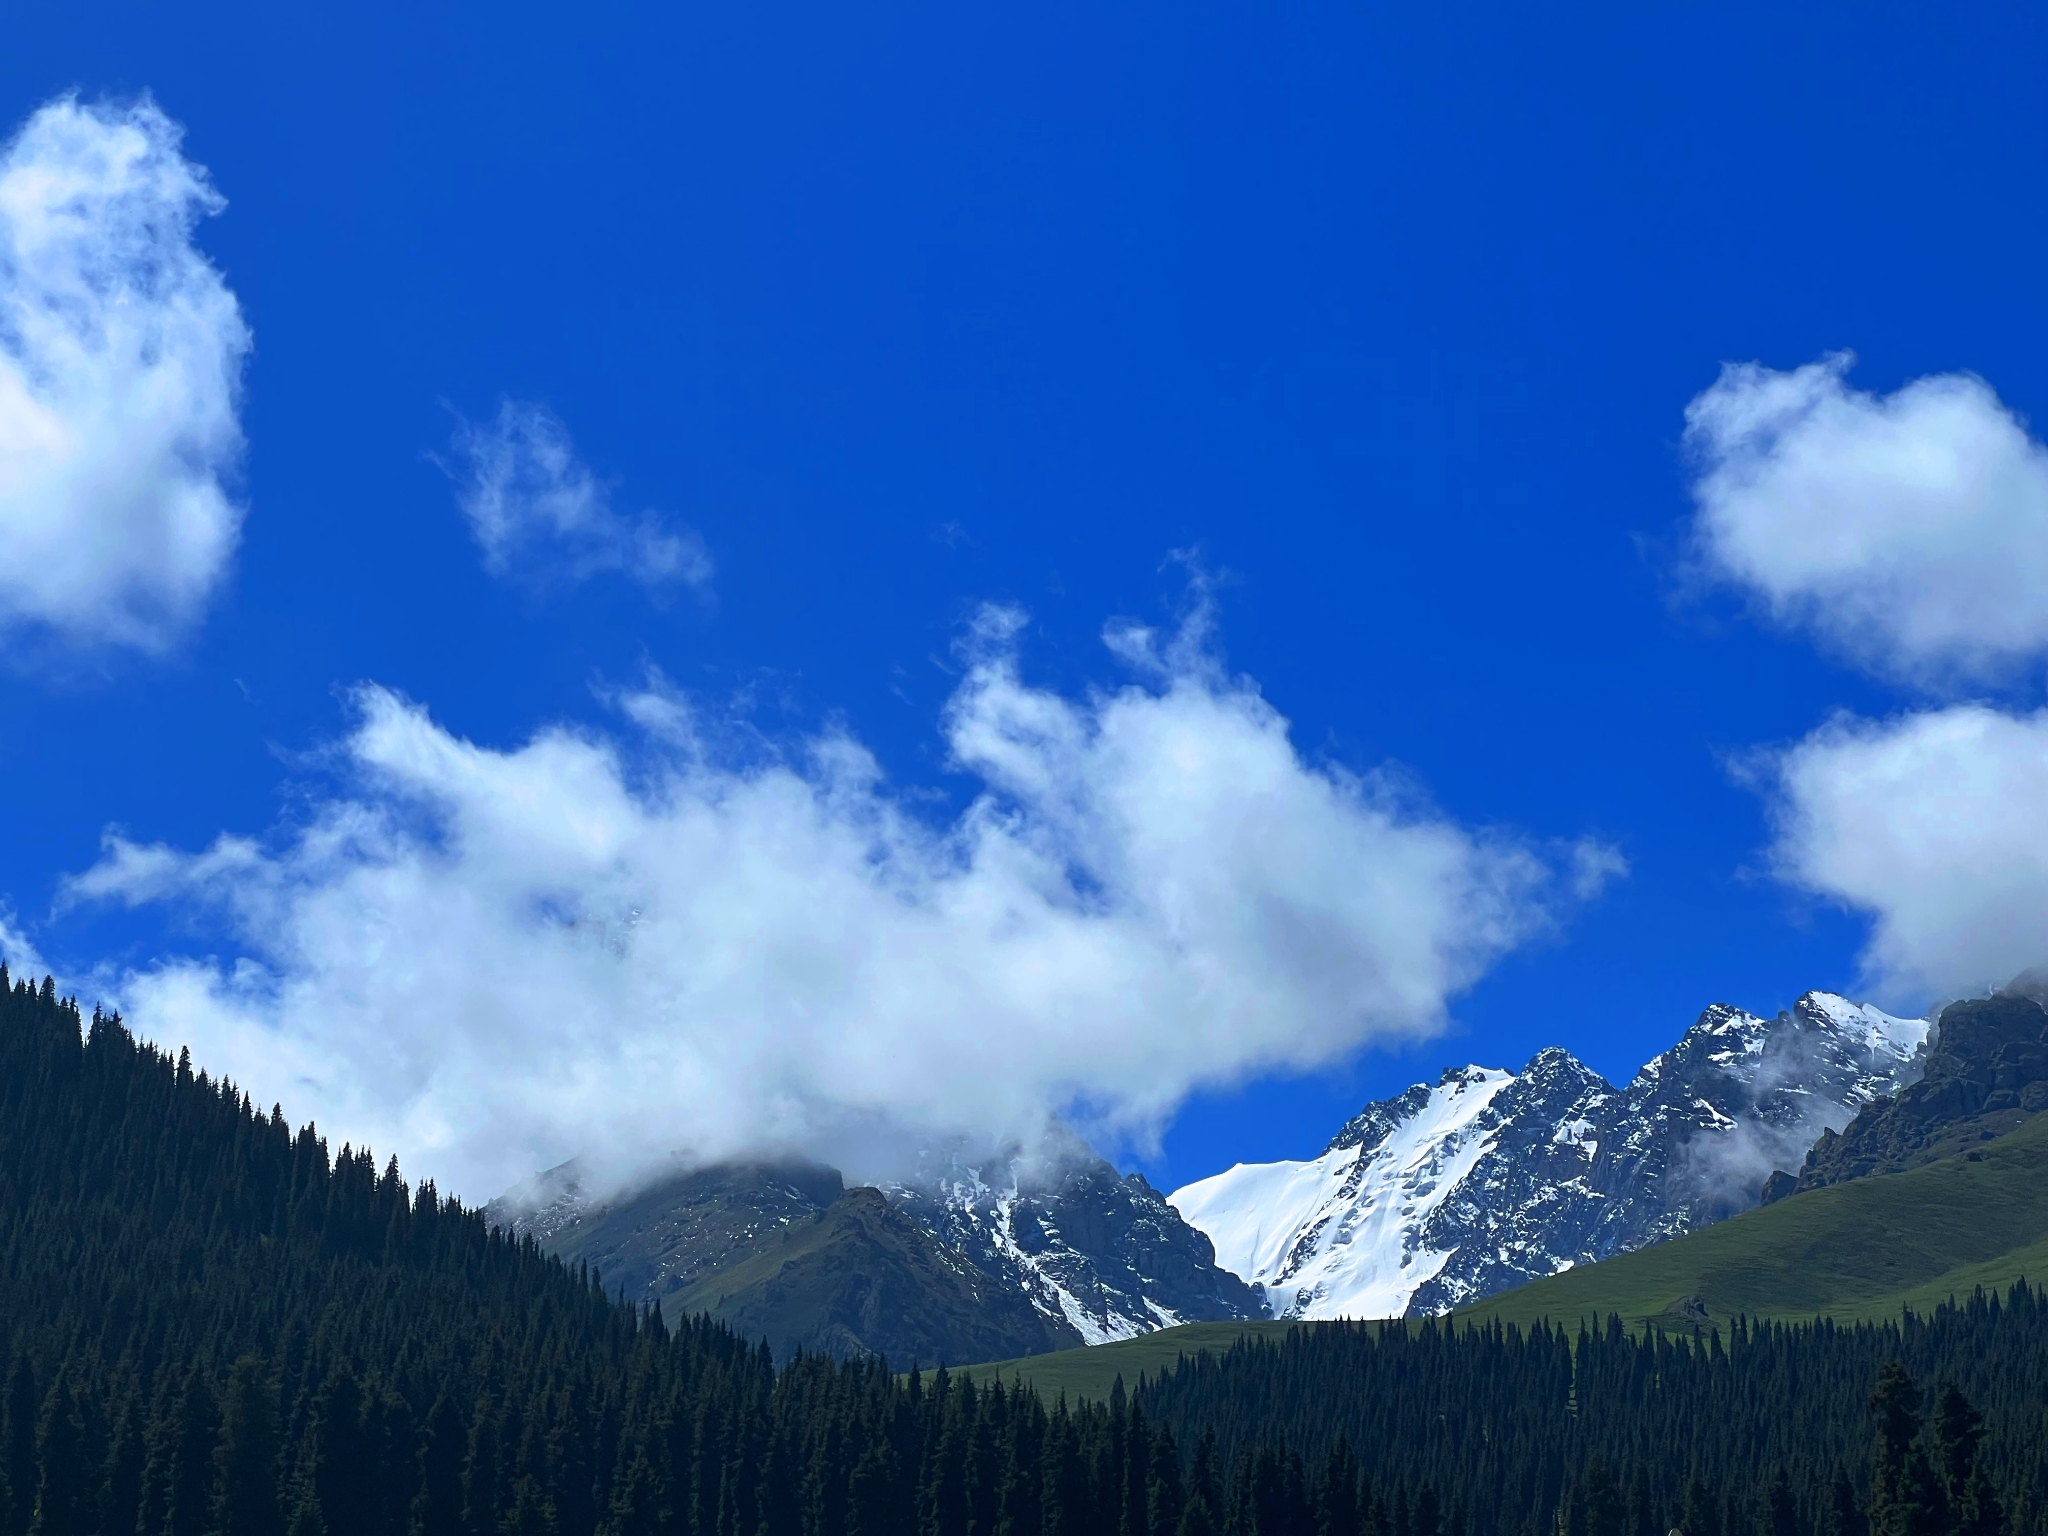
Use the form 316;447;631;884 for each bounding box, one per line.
3;967;2044;1536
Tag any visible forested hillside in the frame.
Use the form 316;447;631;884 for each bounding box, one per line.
6;970;2048;1536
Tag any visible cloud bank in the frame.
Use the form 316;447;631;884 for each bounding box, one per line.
69;608;1611;1199
1684;354;2048;1002
0;96;249;656
441;400;713;593
1685;353;2048;689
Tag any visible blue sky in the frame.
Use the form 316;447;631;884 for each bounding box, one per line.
2;0;2045;1199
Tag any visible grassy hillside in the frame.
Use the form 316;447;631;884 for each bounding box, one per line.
668;1186;1075;1363
1459;1112;2048;1331
951;1319;1305;1400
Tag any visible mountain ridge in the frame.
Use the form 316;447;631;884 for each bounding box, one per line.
487;1131;1263;1362
1169;989;1927;1318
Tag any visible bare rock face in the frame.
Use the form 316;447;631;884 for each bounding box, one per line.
1794;987;2048;1193
882;1135;1267;1345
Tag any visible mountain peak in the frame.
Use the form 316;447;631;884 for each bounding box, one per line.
1172;982;1928;1320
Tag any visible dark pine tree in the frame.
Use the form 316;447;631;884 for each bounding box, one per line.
215;1357;285;1536
2;1356;34;1536
27;1375;86;1536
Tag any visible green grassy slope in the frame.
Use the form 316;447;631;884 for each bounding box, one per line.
670;1187;1076;1364
951;1320;1305;1401
1457;1113;2048;1331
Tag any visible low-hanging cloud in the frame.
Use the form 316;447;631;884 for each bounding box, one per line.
67;606;1616;1201
1684;353;2048;688
1761;704;2048;1003
0;96;249;656
440;400;713;593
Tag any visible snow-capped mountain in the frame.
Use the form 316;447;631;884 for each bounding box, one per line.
489;1133;1261;1360
1169;991;1928;1320
884;1132;1265;1344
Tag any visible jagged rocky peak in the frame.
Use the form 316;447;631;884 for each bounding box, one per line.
1170;987;1930;1321
1172;1052;1619;1322
884;1129;1265;1345
1792;979;2048;1194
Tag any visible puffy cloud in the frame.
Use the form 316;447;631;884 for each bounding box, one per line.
1684;353;2048;688
440;400;712;593
1762;705;2048;1002
68;607;1612;1199
0;96;249;655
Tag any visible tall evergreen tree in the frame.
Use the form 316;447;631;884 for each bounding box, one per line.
1931;1385;2002;1536
417;1395;467;1536
163;1369;221;1536
1756;1468;1797;1536
27;1376;85;1536
1866;1365;1943;1536
99;1398;144;1536
1;1357;34;1536
215;1357;285;1536
1821;1468;1864;1536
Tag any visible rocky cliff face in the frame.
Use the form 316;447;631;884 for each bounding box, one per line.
1793;987;2048;1193
883;1134;1265;1344
1170;990;1928;1318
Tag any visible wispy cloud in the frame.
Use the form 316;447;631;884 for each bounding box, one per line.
0;95;250;659
439;400;712;595
66;601;1612;1200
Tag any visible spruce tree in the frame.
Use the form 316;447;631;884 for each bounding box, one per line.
1821;1468;1864;1536
1680;1478;1719;1536
2;1356;34;1536
27;1375;85;1536
1316;1441;1360;1536
99;1398;144;1536
1866;1364;1943;1536
1931;1385;2003;1536
459;1396;501;1536
1756;1468;1796;1536
417;1395;466;1536
214;1357;284;1536
163;1369;220;1536
1581;1460;1623;1536
291;1369;376;1536
847;1439;903;1536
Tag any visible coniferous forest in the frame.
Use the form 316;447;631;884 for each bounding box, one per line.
5;971;2047;1536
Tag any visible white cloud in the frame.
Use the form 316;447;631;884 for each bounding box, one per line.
1684;352;2048;687
0;906;49;985
1763;704;2048;1002
441;400;712;593
66;606;1612;1200
0;96;249;655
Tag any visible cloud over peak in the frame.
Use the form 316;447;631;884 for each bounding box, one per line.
1685;352;2048;689
441;400;712;594
0;95;250;658
70;605;1614;1199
